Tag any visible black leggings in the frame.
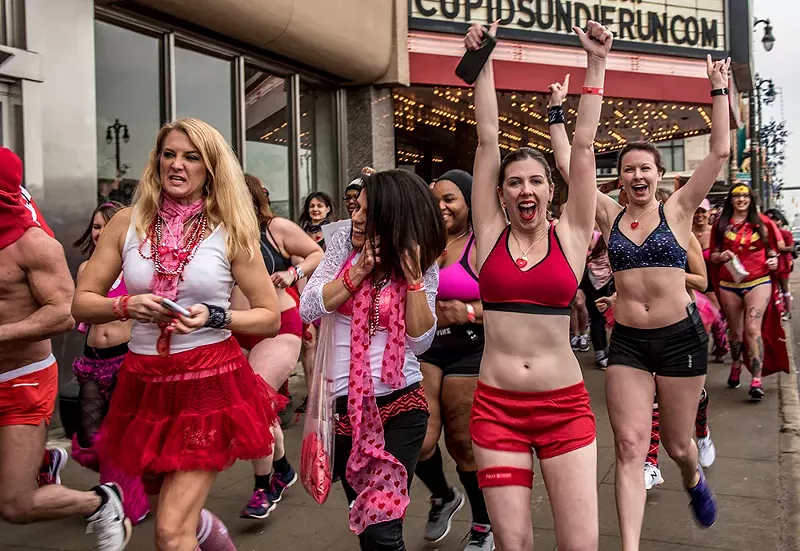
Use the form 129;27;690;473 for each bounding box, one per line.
580;276;614;353
334;409;428;551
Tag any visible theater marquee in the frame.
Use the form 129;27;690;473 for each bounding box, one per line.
409;0;727;58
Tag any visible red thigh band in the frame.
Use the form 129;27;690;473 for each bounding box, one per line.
477;466;533;488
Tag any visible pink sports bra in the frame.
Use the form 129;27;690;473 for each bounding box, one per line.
437;233;479;302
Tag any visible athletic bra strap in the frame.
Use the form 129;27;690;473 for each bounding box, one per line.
611;207;626;231
459;232;479;282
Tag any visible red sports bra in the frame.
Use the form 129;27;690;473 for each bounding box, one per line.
479;225;577;315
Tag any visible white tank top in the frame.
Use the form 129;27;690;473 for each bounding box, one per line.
122;221;234;355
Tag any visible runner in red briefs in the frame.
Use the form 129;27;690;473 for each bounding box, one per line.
466;20;611;550
0;147;130;550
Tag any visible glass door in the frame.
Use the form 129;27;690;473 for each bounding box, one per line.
0;81;23;156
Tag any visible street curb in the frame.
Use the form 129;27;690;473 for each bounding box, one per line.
779;319;800;551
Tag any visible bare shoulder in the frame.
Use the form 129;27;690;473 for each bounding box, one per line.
15;228;67;267
268;216;305;241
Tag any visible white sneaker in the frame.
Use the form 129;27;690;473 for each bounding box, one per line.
463;524;495;551
578;334;591;352
644;463;664;490
570;335;580;350
697;430;716;468
86;483;132;551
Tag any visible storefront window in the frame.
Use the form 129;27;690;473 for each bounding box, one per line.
176;47;233;144
0;82;23;158
658;139;686;173
244;67;291;218
95;21;162;205
299;85;337;214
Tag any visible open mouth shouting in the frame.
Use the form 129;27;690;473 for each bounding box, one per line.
168;174;186;184
630;183;649;199
518;201;537;221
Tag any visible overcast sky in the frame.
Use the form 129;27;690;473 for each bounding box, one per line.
753;0;798;219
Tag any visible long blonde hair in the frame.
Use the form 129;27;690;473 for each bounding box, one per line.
132;118;258;260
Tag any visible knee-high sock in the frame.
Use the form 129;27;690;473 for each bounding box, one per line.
646;401;660;467
457;468;490;525
197;509;236;551
414;445;453;501
695;388;709;438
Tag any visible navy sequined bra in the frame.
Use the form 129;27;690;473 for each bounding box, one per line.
607;203;687;272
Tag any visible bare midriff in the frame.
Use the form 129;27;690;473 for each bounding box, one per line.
87;319;132;349
479;310;583;392
613;266;692;329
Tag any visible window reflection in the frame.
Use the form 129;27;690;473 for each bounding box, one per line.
244;67;290;218
300;85;337;213
176;47;233;144
95;21;162;205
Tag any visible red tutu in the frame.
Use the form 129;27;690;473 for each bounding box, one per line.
97;337;287;476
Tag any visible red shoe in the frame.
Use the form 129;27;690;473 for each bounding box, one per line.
727;363;742;389
749;379;764;401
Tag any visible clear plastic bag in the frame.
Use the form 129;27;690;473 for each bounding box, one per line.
300;313;336;504
725;254;749;283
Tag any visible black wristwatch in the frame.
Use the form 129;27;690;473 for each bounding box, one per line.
710;88;729;97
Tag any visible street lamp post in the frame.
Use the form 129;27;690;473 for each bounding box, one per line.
105;119;130;177
751;76;776;208
749;18;776;208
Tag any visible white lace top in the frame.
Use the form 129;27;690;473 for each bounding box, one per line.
299;222;439;397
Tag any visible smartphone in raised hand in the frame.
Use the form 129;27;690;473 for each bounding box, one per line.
455;30;496;85
161;298;191;317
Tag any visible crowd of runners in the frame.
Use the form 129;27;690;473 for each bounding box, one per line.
0;20;792;551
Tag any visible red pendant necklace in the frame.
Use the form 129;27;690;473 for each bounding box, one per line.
511;223;550;268
441;228;471;258
629;202;660;229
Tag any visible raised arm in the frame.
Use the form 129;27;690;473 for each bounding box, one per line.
673;56;731;214
559;22;612;248
466;22;507;248
548;74;572;182
685;233;708;292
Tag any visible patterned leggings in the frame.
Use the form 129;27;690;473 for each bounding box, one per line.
646;388;709;468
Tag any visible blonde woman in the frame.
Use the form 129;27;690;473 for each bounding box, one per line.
72;118;284;551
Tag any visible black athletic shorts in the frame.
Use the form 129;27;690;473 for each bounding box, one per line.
608;302;708;377
417;323;483;377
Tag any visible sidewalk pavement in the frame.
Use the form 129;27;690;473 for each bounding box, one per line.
3;311;800;550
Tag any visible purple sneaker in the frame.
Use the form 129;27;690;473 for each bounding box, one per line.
267;465;298;504
240;488;276;519
687;467;717;528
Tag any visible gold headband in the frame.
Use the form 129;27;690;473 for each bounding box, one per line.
732;185;750;195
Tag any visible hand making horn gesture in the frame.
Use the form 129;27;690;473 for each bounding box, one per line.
573;20;613;60
548;74;570;108
706;54;731;89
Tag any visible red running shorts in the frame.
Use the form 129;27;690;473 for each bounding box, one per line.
233;307;304;350
0;360;58;428
470;380;595;459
